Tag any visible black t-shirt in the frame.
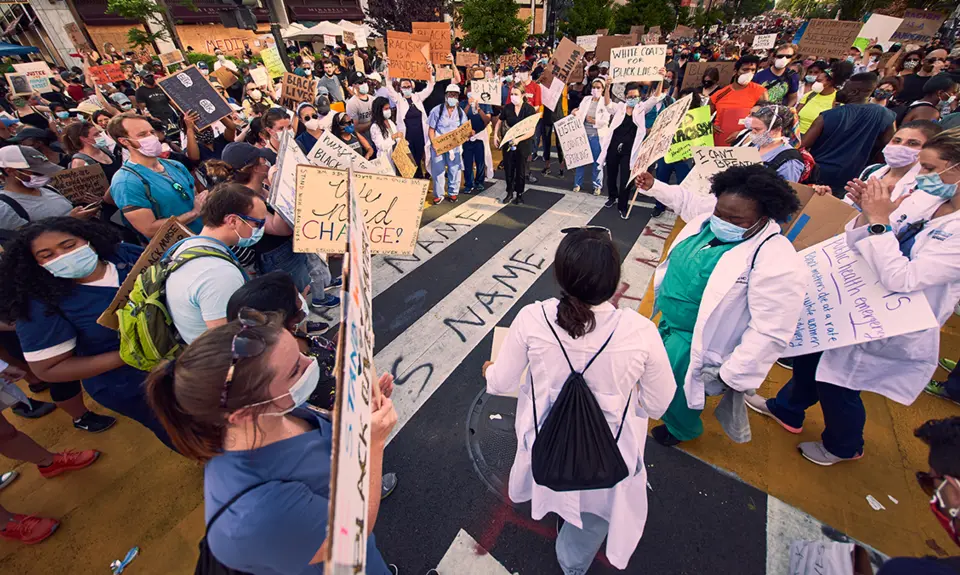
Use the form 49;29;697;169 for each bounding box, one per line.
611;116;638;153
896;73;929;107
501;102;537;155
135;85;179;122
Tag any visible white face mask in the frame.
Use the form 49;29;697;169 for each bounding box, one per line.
510;94;522;105
358;84;369;95
592;87;602;97
811;81;824;94
774;57;790;69
21;173;52;189
738;72;754;85
247;357;321;416
383;109;392;119
304;118;322;131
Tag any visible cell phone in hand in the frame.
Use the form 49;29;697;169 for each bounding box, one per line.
84;201;102;210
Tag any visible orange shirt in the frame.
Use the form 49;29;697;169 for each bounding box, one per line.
710;82;767;146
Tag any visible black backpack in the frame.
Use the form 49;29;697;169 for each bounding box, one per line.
530;307;631;492
195;483;267;575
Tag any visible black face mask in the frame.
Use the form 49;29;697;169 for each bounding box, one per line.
703;78;716;87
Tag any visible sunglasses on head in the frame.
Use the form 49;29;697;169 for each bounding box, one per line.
219;308;269;408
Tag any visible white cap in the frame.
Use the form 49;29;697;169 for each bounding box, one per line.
445;83;460;94
367;72;383;83
0;145;63;175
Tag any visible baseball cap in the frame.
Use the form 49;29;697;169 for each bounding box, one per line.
349;71;367;85
445;84;460;94
0;117;20;128
9;127;56;145
367;72;383;84
221;142;275;170
0;145;64;175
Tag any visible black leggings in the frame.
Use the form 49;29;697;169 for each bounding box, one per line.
0;331;81;402
605;143;633;213
503;148;527;195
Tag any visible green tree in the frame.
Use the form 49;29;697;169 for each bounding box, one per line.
559;0;614;38
611;0;677;35
106;0;187;52
457;0;530;56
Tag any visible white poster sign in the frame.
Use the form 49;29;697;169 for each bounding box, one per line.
684;145;761;195
12;62;52;92
576;35;599;52
307;130;393;176
782;234;939;358
752;33;778;50
471;78;501;106
268;130;308;227
541;77;564;112
324;34;337;47
554;115;592;169
609;44;666;82
858;13;903;50
629;94;691;181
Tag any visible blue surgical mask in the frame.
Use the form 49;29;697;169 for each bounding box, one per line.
915;166;959;199
804;74;816;83
446;97;458;107
625;97;639;108
56;111;70;120
344;124;355;134
250;356;320;416
42;244;99;279
709;215;750;243
236;220;265;247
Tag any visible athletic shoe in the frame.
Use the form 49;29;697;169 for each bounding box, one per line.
745;394;803;433
305;321;330;333
572;185;581;193
72;411;116;433
620;210;629;220
651;424;682;446
463;187;475;195
593;187;602;196
652;205;665;218
0;470;18;491
381;472;398;499
940;358;957;372
12;400;56;419
0;514;59;545
312;294;341;310
448;195;458;203
558;168;564;177
776;358;794;370
798;441;863;466
326;276;343;290
527;174;538;184
388;565;399;575
432;197;444;205
27;381;49;393
924;380;960;405
38;450;100;479
603;198;617;208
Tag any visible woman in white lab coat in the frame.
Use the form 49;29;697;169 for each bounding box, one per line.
483;228;675;574
633;164;807;447
572;77;613;195
749;128;960;466
384;65;435;178
368;96;400;171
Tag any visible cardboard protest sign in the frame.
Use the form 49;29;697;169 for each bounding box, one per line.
568;60;585;83
435;66;453;81
554;115;592;170
354;52;365;74
595;35;633;63
412;22;451;65
307;130;393;176
293;165;428;254
392;137;418;179
664;106;713;164
249;66;270;88
857;13;903;48
681;61;735;91
268;131;307;227
641;32;661;45
781;234;938;358
499;53;524;72
212;66;238;89
342;30;357;48
649;26;661;36
158;49;183;67
260;45;286;78
499;112;541;148
157;66;232;130
670;25;696;40
387;31;432;82
540;37;586;85
373;37;386;52
576;35;599;52
324;35;337;47
64;22;90;52
97;218;192;329
752;33;777;50
280;72;317;109
88;64;125;85
5;74;32;97
12;63;52;93
50;164;109;206
784;192;858;251
457;51;480;67
626;94;692;216
431;122;472;155
326;168;375;573
630;25;645;36
890;9;944;45
797;19;863;60
609;44;665;82
471;78;501;106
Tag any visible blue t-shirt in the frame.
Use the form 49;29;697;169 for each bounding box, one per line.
460;100;492;134
110;159;202;234
204;408;391;575
16;243;147;400
753;68;799;104
296;131;318;156
810;103;896;194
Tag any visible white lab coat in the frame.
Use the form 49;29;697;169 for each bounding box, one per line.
817;210;960;404
843;164;944;234
385;75;435;176
574;95;613;136
486;299;675;569
648;179;807;408
369;119;399;171
596;96;662;168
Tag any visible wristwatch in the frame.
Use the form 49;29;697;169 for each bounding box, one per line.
868;223;893;235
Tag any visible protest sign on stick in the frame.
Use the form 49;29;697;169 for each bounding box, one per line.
626;94;692;217
471;78;501;106
499;113;541;148
158;50;184;68
157;66;232;130
554;115;592;170
387;31;432;82
889;9;944;45
280;72;318;110
64;22;90;52
781;234;938;358
797;19;863;60
752;33;777;50
212;66;238;89
609;44;666;82
307;130;394;176
12;63;52;92
260;46;286;78
392;137;418;179
681;61;735;91
664;107;714;164
293;165;428;254
431;123;472;155
412;22;451;65
51;164;109;206
268;131;307;227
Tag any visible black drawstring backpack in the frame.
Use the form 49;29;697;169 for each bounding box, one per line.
195;483;267;575
530;306;631;492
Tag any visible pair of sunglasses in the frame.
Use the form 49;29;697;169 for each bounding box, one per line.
301;113;319;121
233;213;266;229
219;308;269;408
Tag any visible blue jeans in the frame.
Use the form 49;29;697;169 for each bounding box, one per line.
257;239;330;295
555;512;609;575
574;134;603;189
944;360;960;400
462;139;485;190
654;158;692;210
429;148;462;199
767;352;865;458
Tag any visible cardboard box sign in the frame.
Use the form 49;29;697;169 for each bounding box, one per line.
457;51;480;68
159;49;184;67
431;122;472;155
784;192;858;251
412;21;451;65
280;72;317;109
387;31;432;82
50;164;109;206
797;19;864;60
212;66;239;89
890;9;945;45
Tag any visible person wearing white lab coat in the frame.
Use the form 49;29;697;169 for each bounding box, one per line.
368;96;400;172
573;77;613;195
633;164;807;447
483;228;675;574
384;65;435;178
598;80;664;219
749;128;960;466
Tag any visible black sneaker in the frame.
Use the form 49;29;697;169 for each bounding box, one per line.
381;472;398;499
12;400;56;419
651;424;683;446
603;198;617;208
73;411;117;433
620;210;629;220
28;381;50;393
305;321;330;333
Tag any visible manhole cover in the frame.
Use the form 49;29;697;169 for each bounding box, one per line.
466;390;519;504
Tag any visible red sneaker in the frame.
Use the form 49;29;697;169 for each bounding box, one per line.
38;450;100;479
0;514;59;544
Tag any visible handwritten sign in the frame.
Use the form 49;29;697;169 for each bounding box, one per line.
630;25;645;36
596;28;609;36
681;61;735;91
500;112;541;148
664;106;713;164
12;62;52;93
307;130;393;176
412;21;451;65
280;72;317;109
554;114;592;169
471;78;501;106
499;53;524;72
326;168;374;573
797;19;864;60
392;137;418;179
890;9;944;45
541;77;564;112
64;22;89;52
157;66;232;130
431;121;472;155
324;34;337;47
610;44;665;82
158;49;184;67
387;31;432;82
689;146;761;194
373;37;385;52
97;218;192;330
260;45;286;78
576;35;599;52
781;234;938;358
211;66;238;89
88;64;125;85
629;94;691;180
435;66;453;81
249;66;270;88
342;30;357;48
268;131;306;227
293;165;428;254
540;37;585;85
457;51;480;68
51;164;109;206
670;25;697;40
752;33;777;50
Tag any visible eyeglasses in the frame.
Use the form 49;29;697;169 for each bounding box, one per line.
219;308;269;408
234;213;266;229
301;114;319;121
561;226;612;238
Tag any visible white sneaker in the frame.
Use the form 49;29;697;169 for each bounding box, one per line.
572;185;581;193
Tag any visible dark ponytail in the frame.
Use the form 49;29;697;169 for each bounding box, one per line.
553;229;620;339
145;359;223;460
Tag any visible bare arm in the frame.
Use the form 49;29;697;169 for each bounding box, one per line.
800;115;823;150
29;349;126;383
204;318;228;330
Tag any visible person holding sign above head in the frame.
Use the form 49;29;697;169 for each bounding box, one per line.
144;310;398;575
427;84;470;205
749;128;960;466
493;85;536;205
709;55;768;147
633;164;806;447
383;62;436;180
572;77;610;196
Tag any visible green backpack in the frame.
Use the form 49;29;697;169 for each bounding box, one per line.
117;245;241;371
